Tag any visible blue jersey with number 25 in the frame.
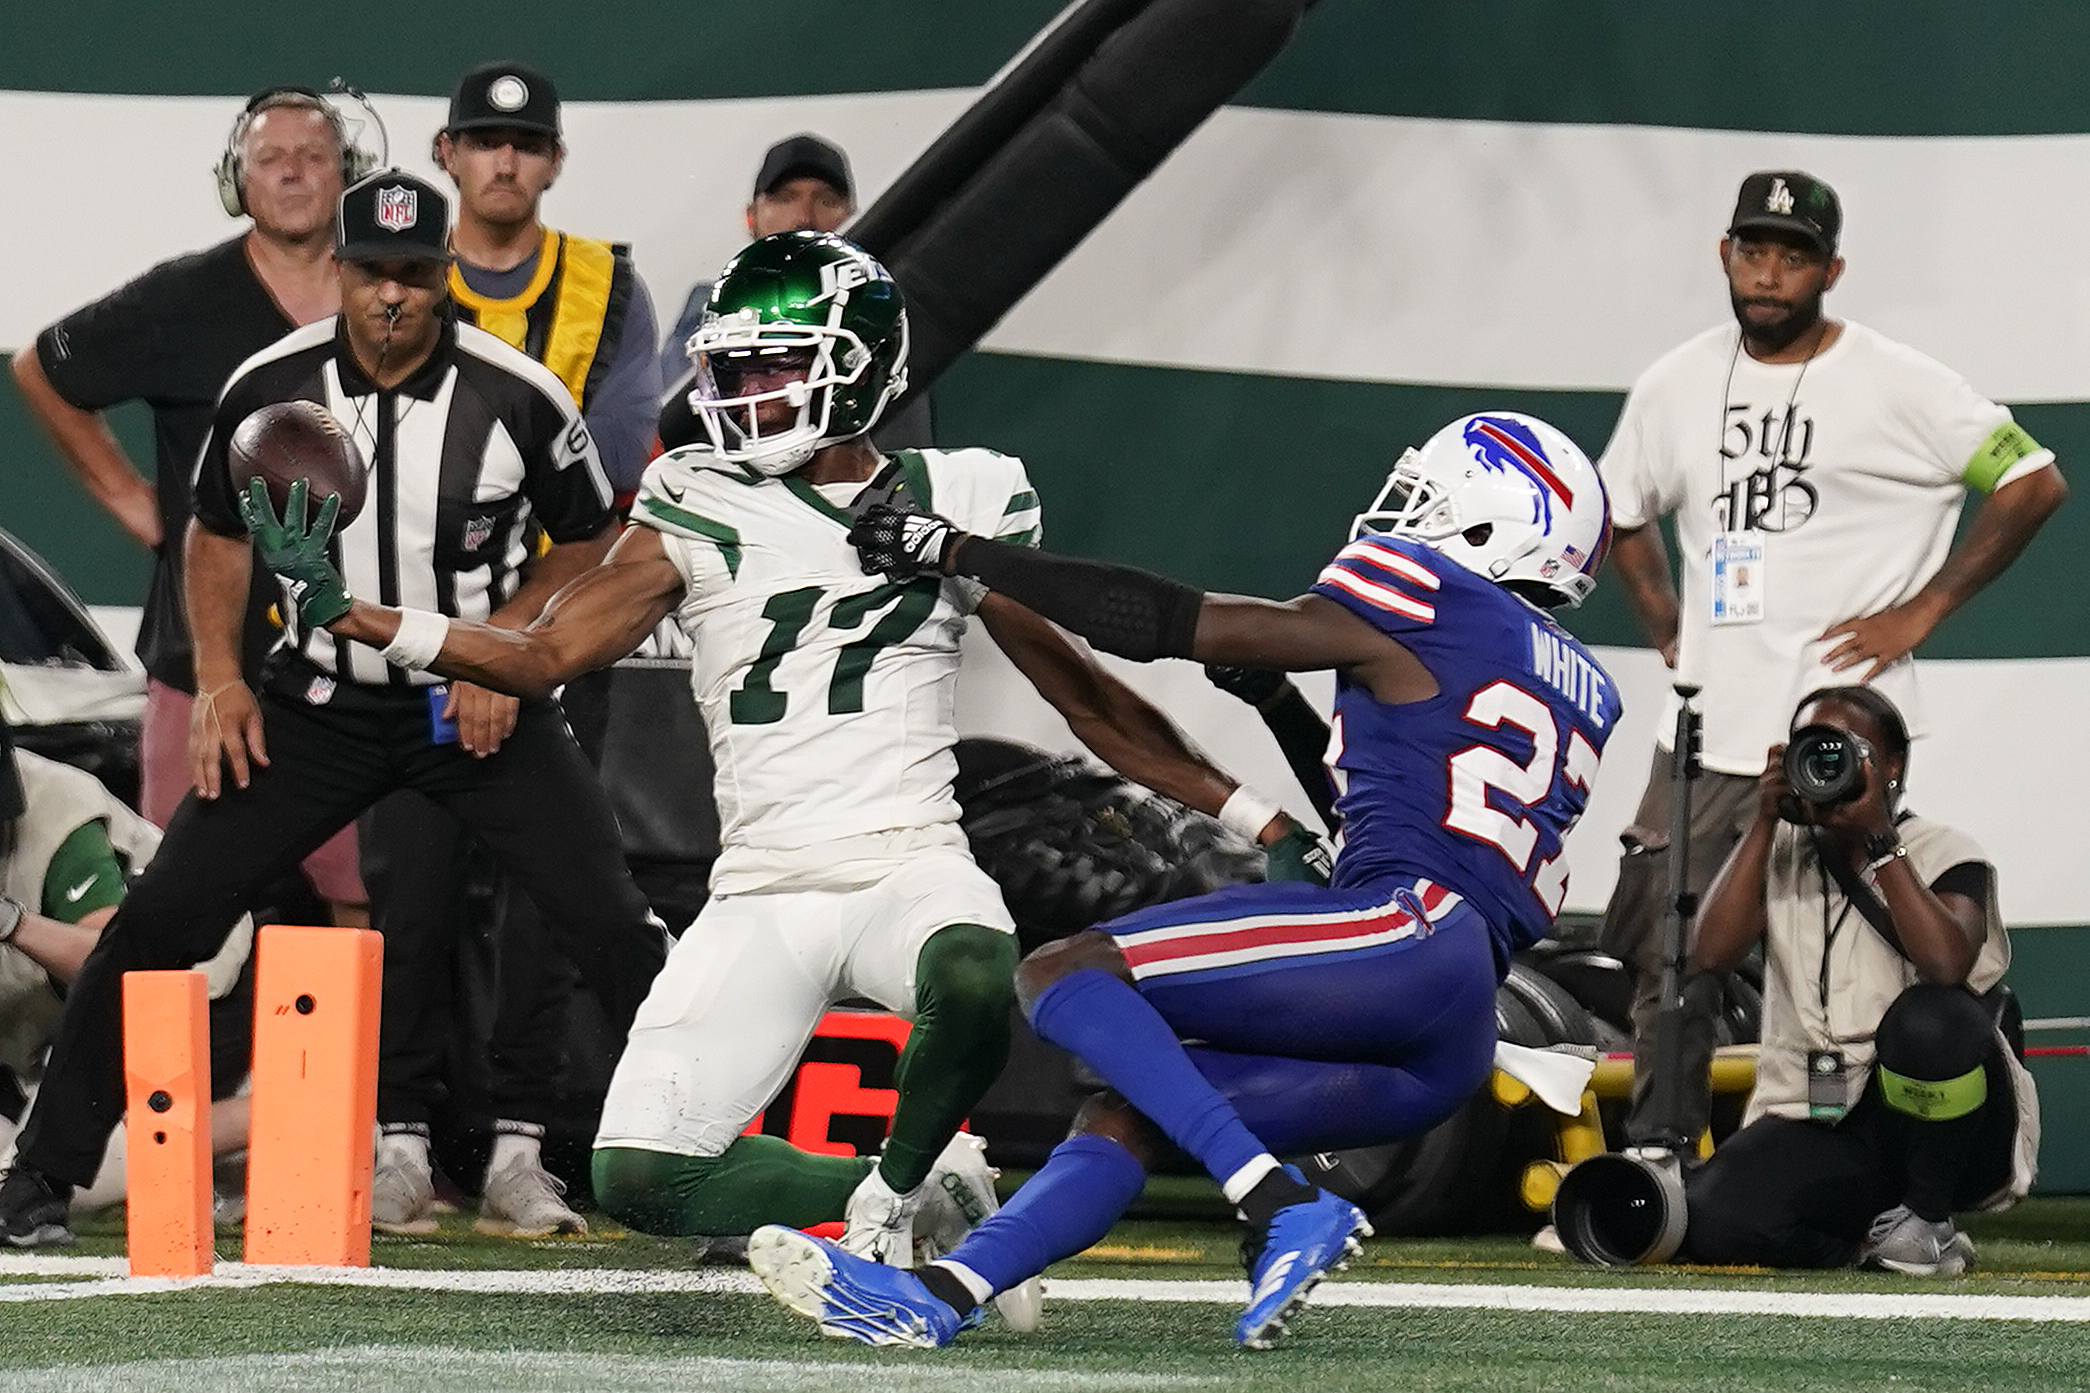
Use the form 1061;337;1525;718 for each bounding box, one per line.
1310;534;1623;969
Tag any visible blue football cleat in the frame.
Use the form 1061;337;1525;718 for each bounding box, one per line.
1236;1182;1372;1350
748;1225;977;1349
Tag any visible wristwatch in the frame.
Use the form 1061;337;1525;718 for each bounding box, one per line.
0;896;24;945
1863;830;1908;875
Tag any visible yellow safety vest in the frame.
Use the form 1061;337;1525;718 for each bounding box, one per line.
449;227;636;414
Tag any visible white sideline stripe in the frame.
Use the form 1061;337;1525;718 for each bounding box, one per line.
6;1257;2090;1321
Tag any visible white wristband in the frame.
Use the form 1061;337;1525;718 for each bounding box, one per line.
380;608;451;672
1218;785;1284;841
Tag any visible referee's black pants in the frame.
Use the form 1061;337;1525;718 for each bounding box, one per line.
19;663;668;1186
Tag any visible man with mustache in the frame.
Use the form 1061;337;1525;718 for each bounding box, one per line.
1590;170;2067;1167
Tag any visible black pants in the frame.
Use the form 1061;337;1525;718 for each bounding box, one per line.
20;665;666;1186
1683;989;2018;1268
361;790;577;1128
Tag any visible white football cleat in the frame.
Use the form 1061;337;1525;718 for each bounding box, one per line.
914;1131;1045;1334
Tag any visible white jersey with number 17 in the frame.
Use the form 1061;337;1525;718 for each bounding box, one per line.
630;446;1042;894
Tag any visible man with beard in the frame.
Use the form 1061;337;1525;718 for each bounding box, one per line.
1592;170;2066;1160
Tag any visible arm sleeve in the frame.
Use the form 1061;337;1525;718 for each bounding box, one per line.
951;536;1203;662
583;272;666;498
34;264;184;412
39;820;127;922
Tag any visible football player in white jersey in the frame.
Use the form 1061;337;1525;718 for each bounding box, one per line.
241;230;1320;1317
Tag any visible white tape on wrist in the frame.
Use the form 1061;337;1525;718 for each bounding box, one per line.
1218;785;1284;841
380;608;450;672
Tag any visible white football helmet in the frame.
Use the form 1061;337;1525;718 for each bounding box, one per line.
1350;411;1611;607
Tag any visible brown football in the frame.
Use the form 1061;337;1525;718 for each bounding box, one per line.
229;401;368;526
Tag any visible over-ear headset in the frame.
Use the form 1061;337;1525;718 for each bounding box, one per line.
215;81;385;217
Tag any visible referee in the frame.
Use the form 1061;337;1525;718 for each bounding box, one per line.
0;169;666;1244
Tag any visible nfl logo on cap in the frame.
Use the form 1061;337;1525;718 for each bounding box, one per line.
375;185;418;233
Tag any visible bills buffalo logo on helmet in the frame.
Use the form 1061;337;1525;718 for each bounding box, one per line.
1464;414;1578;529
376;186;418;232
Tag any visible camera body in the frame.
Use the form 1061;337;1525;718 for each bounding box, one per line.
1783;723;1874;807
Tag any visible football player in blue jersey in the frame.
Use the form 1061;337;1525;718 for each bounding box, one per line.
747;411;1621;1350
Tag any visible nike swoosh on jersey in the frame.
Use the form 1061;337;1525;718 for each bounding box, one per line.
64;875;99;902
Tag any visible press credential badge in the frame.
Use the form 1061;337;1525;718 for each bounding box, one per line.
1711;532;1766;625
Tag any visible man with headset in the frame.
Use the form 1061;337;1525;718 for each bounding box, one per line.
10;86;374;928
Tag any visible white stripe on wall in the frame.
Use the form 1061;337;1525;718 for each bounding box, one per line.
5;93;2090;401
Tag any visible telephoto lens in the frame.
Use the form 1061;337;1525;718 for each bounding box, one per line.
1782;723;1873;805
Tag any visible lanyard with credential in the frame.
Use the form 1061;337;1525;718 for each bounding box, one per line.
1812;841;1859;1020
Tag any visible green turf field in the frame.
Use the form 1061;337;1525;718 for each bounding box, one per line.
7;1199;2090;1392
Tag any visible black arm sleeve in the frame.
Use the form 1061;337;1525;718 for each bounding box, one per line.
1256;681;1342;829
952;535;1204;662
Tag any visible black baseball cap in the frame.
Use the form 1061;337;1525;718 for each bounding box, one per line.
754;134;852;200
336;170;451;264
1728;170;1842;255
446;61;560;138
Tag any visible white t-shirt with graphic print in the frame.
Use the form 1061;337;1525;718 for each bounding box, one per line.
1599;319;2053;774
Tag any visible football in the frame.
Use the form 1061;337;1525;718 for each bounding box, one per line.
229;401;368;526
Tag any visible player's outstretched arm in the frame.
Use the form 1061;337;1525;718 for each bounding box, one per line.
980;595;1241;822
331;526;687;698
851;503;1432;701
981;596;1329;873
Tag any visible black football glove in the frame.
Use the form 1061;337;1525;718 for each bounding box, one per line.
848;502;964;579
1204;662;1288;708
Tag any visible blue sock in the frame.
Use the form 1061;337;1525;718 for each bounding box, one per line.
1027;968;1269;1188
938;1133;1146;1297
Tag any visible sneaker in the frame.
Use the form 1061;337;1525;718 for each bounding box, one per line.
0;1165;75;1248
1530;1223;1566;1255
476;1156;588;1238
914;1131;1045;1334
1859;1204;1976;1277
370;1146;438;1236
1236;1171;1371;1350
749;1224;975;1349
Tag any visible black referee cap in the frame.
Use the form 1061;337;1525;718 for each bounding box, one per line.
336;170;451;264
446;61;561;138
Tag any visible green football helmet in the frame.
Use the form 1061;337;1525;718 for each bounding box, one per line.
688;230;910;476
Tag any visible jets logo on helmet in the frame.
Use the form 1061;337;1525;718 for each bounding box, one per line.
1351;411;1611;607
686;230;910;477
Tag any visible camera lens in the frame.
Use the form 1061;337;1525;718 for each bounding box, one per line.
1783;724;1870;805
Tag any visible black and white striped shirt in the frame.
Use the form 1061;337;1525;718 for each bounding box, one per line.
194;317;615;686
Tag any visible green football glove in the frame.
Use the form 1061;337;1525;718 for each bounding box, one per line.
1263;822;1335;886
238;476;352;629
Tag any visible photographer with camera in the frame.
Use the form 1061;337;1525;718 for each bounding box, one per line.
1676;685;2036;1274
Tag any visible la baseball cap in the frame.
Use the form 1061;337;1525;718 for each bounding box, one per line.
754;134;852;201
445;60;560;138
335;170;451;264
1728;170;1842;255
